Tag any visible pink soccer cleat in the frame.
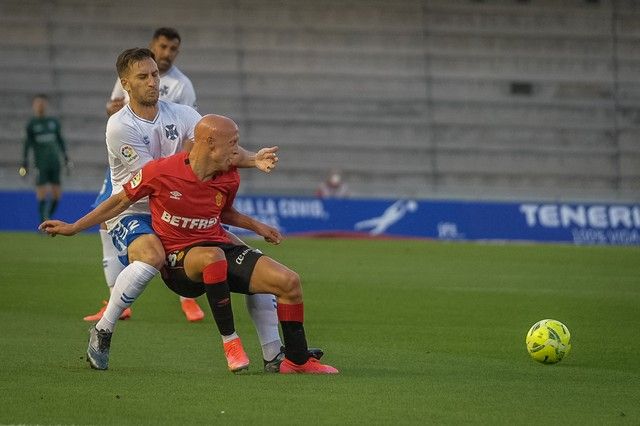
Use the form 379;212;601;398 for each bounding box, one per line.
223;337;250;373
84;300;131;322
181;298;205;322
279;357;339;374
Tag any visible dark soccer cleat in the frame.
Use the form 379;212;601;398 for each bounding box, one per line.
308;347;324;361
86;326;112;370
263;350;285;373
263;347;325;373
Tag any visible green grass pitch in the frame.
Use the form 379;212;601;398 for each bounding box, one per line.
0;232;638;424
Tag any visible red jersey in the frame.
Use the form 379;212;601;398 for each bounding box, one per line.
123;151;239;252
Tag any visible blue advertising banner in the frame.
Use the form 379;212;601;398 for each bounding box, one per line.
1;190;99;233
229;196;640;246
2;191;639;245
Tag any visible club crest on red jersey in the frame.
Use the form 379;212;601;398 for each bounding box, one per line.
215;192;224;207
130;170;142;189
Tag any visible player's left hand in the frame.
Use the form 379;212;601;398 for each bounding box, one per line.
254;146;279;173
39;220;77;237
255;223;283;245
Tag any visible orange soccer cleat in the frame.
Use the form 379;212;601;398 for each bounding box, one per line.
181;298;205;322
279;357;339;374
83;300;131;322
223;337;250;373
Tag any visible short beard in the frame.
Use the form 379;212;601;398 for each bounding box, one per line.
139;97;158;107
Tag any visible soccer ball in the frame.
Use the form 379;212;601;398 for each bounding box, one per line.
525;319;571;364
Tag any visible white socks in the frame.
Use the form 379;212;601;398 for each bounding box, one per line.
96;261;159;332
221;332;239;343
100;229;124;289
245;293;282;360
93;250;282;361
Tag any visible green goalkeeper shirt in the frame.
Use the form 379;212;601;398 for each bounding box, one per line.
23;116;67;169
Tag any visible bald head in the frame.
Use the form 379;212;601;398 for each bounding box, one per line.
190;114;240;175
194;114;238;144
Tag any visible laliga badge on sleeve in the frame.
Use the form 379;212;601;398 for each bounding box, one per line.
121;144;140;165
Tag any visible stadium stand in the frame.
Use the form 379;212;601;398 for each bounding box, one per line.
0;0;638;201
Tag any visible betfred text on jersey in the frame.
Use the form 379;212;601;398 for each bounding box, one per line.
161;211;218;229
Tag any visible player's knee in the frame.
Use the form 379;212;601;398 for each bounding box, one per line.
201;247;225;265
129;238;165;270
137;249;165;270
280;270;302;300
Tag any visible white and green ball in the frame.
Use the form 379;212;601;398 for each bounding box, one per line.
526;319;571;364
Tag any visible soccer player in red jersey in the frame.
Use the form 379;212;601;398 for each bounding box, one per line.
40;114;338;374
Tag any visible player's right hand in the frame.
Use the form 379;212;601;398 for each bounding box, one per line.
39;220;77;237
254;146;279;173
255;223;283;245
106;97;126;116
18;166;28;177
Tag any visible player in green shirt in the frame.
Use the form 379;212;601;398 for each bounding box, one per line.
20;94;71;222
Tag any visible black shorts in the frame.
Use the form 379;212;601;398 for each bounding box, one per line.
160;242;263;298
36;163;61;186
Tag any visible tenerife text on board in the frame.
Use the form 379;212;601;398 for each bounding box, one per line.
520;204;640;229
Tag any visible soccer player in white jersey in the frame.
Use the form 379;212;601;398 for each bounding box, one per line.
107;27;196;113
82;47;315;372
88;28;205;323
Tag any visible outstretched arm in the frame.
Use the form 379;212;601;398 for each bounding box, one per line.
234;146;279;173
221;206;282;245
39;191;133;236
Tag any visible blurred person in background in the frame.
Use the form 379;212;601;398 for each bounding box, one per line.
316;169;350;198
20;94;71;222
